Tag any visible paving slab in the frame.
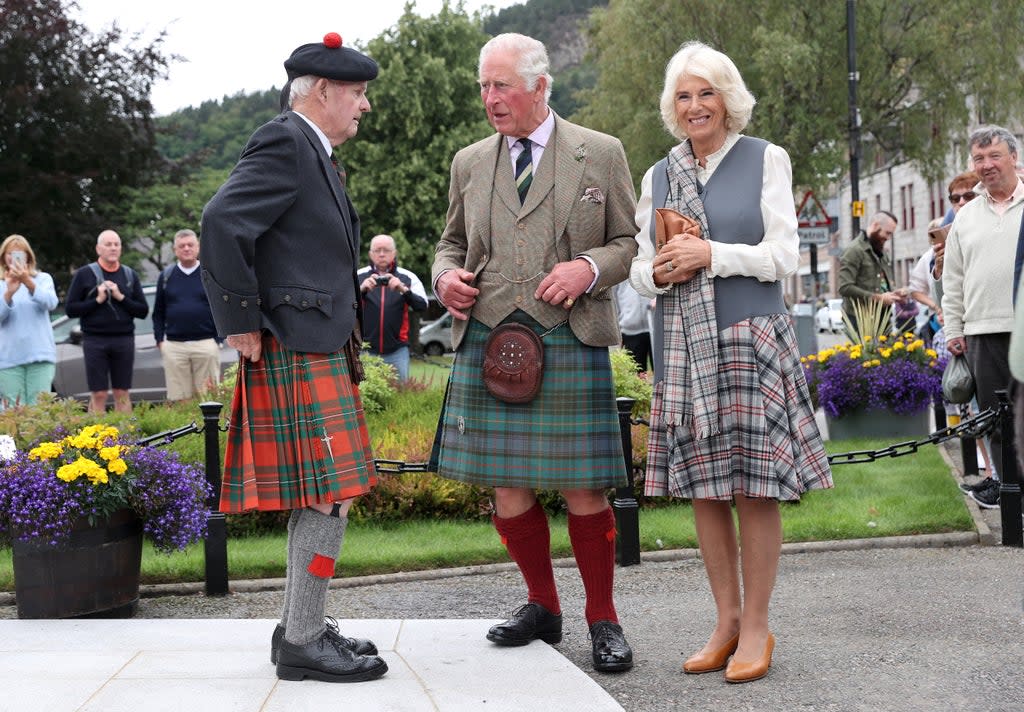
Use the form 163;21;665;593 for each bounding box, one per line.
0;618;623;712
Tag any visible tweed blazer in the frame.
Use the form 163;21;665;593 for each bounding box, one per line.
433;114;638;349
200;112;362;354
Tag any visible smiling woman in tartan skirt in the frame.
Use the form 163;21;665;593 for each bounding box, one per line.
630;42;833;684
200;33;387;684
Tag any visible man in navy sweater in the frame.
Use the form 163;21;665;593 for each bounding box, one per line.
153;229;221;400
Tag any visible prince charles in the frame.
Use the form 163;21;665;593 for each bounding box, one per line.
431;33;639;673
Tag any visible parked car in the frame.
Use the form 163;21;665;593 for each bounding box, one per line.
50;284;237;403
418;312;453;356
815;298;845;333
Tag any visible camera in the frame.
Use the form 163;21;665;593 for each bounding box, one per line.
375;274;391;286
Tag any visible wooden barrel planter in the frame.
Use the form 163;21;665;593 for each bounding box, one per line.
12;508;143;619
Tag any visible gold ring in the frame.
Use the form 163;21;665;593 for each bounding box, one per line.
665;261;676;272
564;296;575;307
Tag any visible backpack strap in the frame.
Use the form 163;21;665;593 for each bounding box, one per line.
89;261;135;293
158;264;175;291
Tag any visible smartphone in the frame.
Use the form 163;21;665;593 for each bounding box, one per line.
10;250;26;266
927;225;949;245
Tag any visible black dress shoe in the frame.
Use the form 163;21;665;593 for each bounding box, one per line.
276;630;388;683
486;603;563;646
589;620;633;673
271;616;378;664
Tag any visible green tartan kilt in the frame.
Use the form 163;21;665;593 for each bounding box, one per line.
432;313;626;490
219;334;377;513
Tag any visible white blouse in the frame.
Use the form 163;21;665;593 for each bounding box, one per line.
629;133;800;298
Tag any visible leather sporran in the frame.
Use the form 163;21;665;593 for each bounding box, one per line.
482;323;544;404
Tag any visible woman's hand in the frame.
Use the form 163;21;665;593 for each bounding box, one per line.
652;234;709;286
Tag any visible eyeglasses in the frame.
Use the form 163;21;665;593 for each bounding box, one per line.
948;192;976;203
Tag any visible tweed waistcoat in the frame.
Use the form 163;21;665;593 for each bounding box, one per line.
470;141;574;330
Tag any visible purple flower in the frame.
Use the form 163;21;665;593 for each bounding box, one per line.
0;426;210;551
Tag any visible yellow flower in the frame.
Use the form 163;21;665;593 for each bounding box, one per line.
904;332;915;340
892;341;905;351
926;348;937;359
880;348;892;358
56;462;82;482
29;441;63;461
864;335;873;342
878;334;888;342
107;458;128;475
99;445;121;462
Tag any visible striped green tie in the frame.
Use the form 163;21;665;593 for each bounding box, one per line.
515;138;533;204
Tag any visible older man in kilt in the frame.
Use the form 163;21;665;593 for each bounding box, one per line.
432;33;639;673
200;33;387;683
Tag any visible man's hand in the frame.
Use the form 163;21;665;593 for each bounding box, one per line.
535;258;592;309
875;291;902;306
104;280;124;301
436;268;479;320
947;336;966;356
227;332;263;362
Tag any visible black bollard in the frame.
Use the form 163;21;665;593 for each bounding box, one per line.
200;402;230;595
614;397;641;566
996;390;1022;547
958;403;979;476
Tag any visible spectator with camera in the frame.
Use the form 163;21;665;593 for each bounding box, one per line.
357;234;428;380
0;234;59;408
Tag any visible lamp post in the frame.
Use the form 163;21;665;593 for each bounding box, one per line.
847;0;861;238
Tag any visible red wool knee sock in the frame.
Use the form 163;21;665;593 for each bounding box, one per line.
493;502;560;615
568;507;618;627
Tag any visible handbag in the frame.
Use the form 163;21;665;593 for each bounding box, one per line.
482;323;544;404
654;208;701;250
942;354;974;404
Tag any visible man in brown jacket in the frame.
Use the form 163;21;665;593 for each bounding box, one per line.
431;32;638;673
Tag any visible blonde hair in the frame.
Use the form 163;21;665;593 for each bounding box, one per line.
0;234;39;277
659;41;755;141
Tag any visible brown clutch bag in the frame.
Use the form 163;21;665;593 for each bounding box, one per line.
654;208;701;250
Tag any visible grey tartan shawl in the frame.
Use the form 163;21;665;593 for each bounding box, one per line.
661;141;720;439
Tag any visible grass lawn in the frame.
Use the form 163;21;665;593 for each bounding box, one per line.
0;437;972;590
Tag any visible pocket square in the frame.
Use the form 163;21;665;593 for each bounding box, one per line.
581;187;605;204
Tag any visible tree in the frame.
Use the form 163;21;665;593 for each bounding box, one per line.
575;0;1024;190
0;0;172;285
341;1;494;281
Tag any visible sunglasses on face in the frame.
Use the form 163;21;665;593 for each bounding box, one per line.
949;191;976;203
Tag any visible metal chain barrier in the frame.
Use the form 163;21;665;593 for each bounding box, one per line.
629;406;1001;466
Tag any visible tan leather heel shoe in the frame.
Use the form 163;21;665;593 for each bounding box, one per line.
724;633;775;683
682;633;739;674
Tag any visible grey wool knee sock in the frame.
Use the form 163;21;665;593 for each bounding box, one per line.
280;509;304;625
283;508;348;646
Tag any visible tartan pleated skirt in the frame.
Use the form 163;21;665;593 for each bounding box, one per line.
432;313;626;490
645;313;832;501
219;334;377;513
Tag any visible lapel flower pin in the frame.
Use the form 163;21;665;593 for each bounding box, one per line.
581;187;605;204
574;144;587;162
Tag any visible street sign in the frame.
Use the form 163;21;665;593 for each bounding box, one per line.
796;190;832;248
798;226;831;245
852;200;865;217
796;190;832;228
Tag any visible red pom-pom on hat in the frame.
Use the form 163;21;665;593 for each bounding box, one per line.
323;32;343;48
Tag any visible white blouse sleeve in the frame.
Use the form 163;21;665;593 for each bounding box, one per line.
628;165;672;298
707;143;799;282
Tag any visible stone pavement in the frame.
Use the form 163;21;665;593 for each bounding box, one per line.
2;443;1022;711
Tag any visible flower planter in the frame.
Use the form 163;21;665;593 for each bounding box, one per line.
12;508;143;619
825;407;932;441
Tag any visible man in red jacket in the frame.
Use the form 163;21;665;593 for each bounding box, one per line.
357;234;428;380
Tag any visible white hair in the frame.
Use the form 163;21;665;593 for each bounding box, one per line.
659;41;755;141
479;33;553;102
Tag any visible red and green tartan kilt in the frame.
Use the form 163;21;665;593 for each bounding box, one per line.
219;334;377;513
432;313;626;490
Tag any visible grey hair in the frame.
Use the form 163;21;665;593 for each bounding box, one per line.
479;33;553;102
659;41;755;142
173;228;197;243
288;75;319;106
968;125;1018;156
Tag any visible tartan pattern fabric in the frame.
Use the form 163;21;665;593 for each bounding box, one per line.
434;314;626;489
220;334;377;513
644;314;832;501
662;142;720;439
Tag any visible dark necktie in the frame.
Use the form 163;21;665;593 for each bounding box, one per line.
515;138;533;204
330;156;347;189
